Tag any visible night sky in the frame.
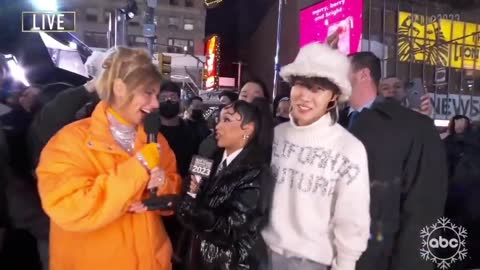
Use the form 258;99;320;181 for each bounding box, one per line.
0;0;277;83
205;0;275;78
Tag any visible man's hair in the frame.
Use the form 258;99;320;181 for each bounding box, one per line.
160;80;181;97
290;76;341;95
350;52;382;86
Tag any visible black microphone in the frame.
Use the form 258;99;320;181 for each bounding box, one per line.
144;111;161;195
187;155;214;198
145;111;160;144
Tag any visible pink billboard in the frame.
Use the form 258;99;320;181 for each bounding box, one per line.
300;0;363;55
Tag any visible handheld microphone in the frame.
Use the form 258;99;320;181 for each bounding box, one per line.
144;111;161;195
187;155;214;198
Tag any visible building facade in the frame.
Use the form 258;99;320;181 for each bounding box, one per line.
66;0;206;55
245;0;480;121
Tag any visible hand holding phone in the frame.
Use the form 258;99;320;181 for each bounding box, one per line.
406;78;425;110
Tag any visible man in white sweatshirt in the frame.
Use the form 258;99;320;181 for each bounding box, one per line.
262;43;371;270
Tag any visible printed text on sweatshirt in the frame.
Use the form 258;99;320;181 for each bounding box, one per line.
262;113;371;270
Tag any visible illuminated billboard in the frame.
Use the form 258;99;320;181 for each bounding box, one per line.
204;35;220;91
300;0;363;55
398;11;480;70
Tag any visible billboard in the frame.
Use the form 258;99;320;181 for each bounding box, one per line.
430;93;480;121
300;0;363;54
398;11;480;70
204;35;220;91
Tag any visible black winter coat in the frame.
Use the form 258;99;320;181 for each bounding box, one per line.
177;147;272;270
28;85;99;171
339;98;448;270
0;124;8;230
444;130;480;269
443;134;469;179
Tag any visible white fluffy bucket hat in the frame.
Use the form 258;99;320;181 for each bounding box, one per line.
279;42;352;102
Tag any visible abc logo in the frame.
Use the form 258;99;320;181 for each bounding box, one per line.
429;236;459;249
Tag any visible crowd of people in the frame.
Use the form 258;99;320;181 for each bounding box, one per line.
0;41;478;270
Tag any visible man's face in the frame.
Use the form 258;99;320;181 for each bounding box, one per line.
348;66;362;93
276;100;290;117
290;84;335;126
379;77;405;100
159;91;180;103
239;82;265;103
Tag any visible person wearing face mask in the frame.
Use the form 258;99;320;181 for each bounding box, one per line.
35;47;181;270
158;81;202;178
184;96;211;141
157;81;205;270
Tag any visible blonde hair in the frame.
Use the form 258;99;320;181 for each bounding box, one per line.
96;47;162;106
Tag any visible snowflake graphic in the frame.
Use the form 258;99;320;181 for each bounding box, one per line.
420;217;468;270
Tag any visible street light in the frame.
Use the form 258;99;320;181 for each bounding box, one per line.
32;0;57;11
119;0;138;20
3;54;30;87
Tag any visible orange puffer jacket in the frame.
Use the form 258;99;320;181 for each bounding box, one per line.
36;102;181;270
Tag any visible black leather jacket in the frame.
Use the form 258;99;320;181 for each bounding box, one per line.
177;147;272;270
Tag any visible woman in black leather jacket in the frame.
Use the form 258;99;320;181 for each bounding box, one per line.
177;100;273;270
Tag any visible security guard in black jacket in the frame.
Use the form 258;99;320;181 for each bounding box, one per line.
341;52;448;270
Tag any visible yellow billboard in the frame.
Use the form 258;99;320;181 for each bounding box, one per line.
398;11;480;69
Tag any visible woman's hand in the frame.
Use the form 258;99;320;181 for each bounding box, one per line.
148;167;165;190
129;168;166;214
84;79;96;92
128;202;147;214
189;175;200;194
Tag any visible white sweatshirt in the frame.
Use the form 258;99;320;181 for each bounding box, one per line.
262;113;371;270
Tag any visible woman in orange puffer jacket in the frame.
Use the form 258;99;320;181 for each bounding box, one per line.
36;47;181;270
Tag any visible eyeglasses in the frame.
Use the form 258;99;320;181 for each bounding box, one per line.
159;96;180;102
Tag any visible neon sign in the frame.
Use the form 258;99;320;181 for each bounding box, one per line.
204;35;220;91
398;11;480;69
205;0;223;8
